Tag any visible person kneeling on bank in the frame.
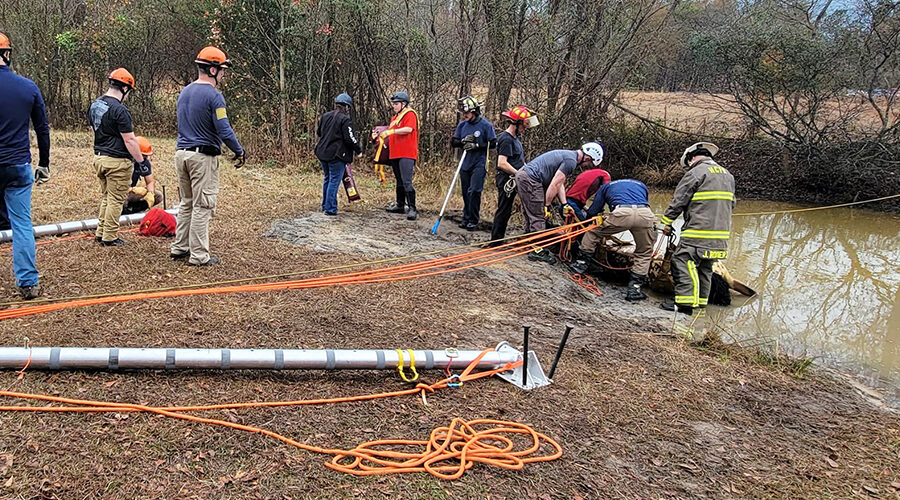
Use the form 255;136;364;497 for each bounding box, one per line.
569;178;657;302
122;135;161;214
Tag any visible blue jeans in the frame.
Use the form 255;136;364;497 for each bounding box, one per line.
0;164;37;287
320;160;345;214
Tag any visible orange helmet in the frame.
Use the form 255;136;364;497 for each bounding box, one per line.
108;68;136;90
502;105;540;128
136;136;153;156
0;32;11;65
195;46;231;68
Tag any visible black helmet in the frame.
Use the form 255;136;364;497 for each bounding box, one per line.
390;91;410;103
335;93;353;107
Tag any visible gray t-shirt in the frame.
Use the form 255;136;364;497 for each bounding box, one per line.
523;149;578;188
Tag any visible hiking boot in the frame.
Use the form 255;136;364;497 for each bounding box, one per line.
527;248;557;265
100;238;128;247
188;257;219;267
625;272;648;302
170;251;190;260
406;208;418;221
465;222;478;232
94;236;102;243
18;284;41;300
458;220;469;228
385;202;406;214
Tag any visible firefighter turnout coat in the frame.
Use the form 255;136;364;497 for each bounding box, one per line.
661;158;735;257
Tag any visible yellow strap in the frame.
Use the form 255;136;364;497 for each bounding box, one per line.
395;349;419;382
389;107;417;128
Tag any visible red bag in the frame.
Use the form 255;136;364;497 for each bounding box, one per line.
139;208;176;237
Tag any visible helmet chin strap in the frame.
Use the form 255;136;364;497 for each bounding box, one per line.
0;51;10;66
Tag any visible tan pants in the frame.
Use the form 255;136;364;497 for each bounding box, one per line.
581;205;657;275
94;155;134;242
172;150;219;265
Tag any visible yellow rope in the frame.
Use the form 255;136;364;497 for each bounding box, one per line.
732;193;900;217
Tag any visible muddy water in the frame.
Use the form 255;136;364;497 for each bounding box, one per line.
648;194;900;401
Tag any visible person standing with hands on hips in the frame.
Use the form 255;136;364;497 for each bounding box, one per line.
171;46;245;267
379;91;419;221
0;31;49;299
450;95;496;231
314;93;361;216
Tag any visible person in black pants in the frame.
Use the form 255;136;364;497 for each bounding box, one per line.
490;105;538;243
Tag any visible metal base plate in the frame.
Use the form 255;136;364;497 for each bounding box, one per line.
494;341;551;390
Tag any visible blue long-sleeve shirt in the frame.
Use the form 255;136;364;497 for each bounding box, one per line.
587;179;651;217
176;82;242;154
0;66;50;167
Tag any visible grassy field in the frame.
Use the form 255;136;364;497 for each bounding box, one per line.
0;132;897;499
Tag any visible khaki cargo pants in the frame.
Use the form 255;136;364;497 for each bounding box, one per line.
580;205;657;275
95;155;134;242
171;150;219;265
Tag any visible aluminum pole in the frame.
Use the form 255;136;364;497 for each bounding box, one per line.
0;346;520;372
0;208;179;243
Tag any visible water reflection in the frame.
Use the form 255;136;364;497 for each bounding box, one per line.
647;194;900;400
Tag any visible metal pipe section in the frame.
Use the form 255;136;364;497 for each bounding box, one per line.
0;346;520;372
0;208;179;243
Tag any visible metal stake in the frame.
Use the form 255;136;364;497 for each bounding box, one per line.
162;185;167;210
522;324;531;387
548;324;573;379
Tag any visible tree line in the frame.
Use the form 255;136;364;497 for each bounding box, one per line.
1;0;898;205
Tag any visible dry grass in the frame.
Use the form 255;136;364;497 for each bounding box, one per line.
0;132;897;499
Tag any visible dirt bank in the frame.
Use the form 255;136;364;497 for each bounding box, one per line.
0;135;897;498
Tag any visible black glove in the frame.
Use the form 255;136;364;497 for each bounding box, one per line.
135;157;152;177
232;150;246;169
462;134;477;151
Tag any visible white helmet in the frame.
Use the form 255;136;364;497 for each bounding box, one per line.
581;142;604;166
680;142;719;168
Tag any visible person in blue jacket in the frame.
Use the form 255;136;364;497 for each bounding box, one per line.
0;32;49;300
450;96;496;231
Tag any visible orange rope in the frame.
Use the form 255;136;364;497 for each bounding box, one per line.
566;273;603;297
0;220;596;321
0;350;562;479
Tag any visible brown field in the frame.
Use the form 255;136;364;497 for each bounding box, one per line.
0;132;897;499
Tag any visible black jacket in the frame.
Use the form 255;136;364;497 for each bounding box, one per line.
314;110;361;163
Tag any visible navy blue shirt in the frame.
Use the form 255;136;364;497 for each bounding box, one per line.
452;117;496;171
587;179;650;217
0;66;50;167
495;131;524;171
176;82;243;154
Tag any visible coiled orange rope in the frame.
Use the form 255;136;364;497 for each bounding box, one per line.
0;349;562;479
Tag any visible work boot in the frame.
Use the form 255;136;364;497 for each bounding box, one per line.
385;202;406;214
100;238;128;247
18;284;41;300
465;222;478;232
625;272;648;302
527;248;557;265
406;192;418;221
188;256;219;267
458;220;469;228
566;249;592;275
660;300;692;315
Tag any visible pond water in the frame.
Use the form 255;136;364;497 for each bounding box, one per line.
647;194;900;404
